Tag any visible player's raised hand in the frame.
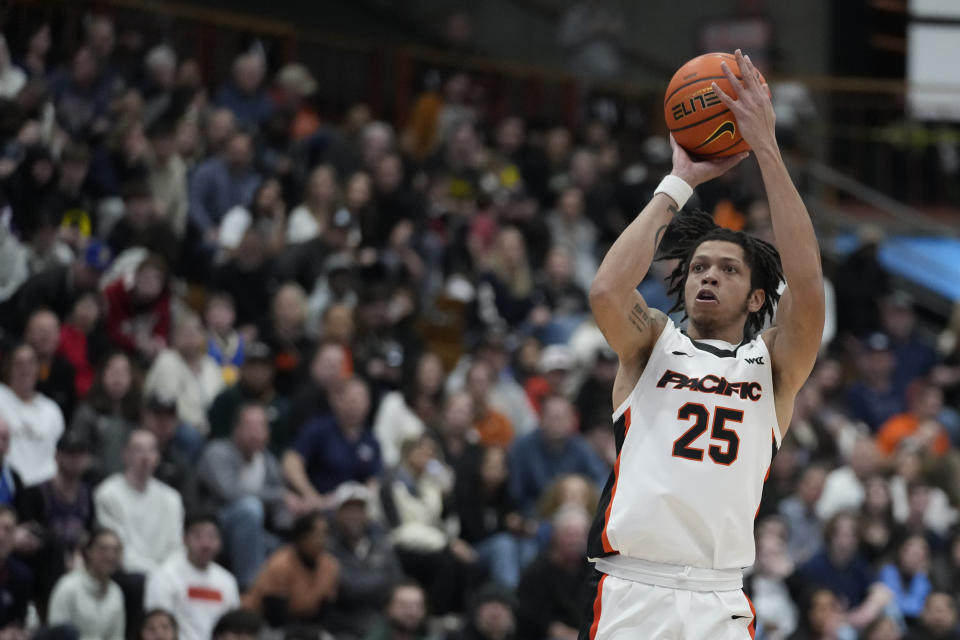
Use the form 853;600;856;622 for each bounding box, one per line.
669;134;748;189
711;49;777;155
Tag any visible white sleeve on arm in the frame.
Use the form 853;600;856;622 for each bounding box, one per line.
46;577;72;626
144;567;176;611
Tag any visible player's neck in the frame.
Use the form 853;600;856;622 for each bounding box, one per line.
686;321;744;346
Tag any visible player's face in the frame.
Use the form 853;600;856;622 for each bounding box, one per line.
683;240;762;336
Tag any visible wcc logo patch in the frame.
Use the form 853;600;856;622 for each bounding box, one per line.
744;356;764;365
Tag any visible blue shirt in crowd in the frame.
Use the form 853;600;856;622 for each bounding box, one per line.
878;563;931;620
509;431;609;514
845;382;905;433
797;550;875;609
293;415;382;494
215;82;273;130
188;157;261;232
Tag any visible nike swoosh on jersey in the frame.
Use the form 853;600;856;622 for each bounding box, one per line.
671;351;694;357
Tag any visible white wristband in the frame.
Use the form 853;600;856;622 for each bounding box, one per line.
654;175;693;209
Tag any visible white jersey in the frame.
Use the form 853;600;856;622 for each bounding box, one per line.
587;319;781;571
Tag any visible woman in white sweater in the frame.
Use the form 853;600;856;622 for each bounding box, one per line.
145;312;223;435
48;528;126;640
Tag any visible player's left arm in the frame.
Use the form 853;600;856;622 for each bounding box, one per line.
713;50;824;396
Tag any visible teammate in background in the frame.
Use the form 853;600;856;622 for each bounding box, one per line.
580;49;824;639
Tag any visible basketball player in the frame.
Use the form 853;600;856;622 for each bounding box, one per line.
580;49;824;639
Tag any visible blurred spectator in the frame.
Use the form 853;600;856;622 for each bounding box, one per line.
381;434;474;614
746;533;798;639
793;512;875;611
524;345;574;415
530;246;591;346
877;380;951;458
13;240;110;333
144;512;240;640
105;181;169;257
19;432;95;619
454;446;537;589
139;609;179;640
48;527;125;640
847;333;905;433
445;583;518;640
286;164;339;245
326;481;404;640
780;465;828;565
834;230;889;339
70;351;141;484
58;289;110;398
0;416;24;510
546;190;597;294
881;292;938;397
931;533;960;594
0;35;26;99
197;404;292;589
211;609;263;640
274;63;320;142
188;131;261;237
857;475;899;564
208;229;275;335
218;176;286;260
145;312;224;435
207;341;285;444
786;587;855;640
283;377;381;507
146;118;189;238
448;332;538;438
0;342;65;486
817;436;879;522
362;580;429;640
142;392;198;508
508;395;606;515
243;511;340;628
215;52;272;130
281;341;347;444
204;291;245;384
94;429;184;574
24;309;77;419
575;347;616;432
475;227;534;330
373;351;446;468
889;449;957;539
906;591;960;640
516;505;590;640
266;282;315;397
879;535;931;623
466;360;513;448
48;46;109;139
104;254;171;362
437;392;482;477
0;505;32;634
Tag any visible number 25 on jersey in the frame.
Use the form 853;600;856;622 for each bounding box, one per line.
671;402;741;465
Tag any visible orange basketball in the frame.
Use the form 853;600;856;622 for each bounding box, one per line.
664;52;767;158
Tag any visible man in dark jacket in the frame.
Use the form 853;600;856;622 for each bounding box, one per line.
326;481;403;640
516;506;591;640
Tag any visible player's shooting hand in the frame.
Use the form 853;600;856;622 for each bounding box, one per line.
712;49;776;155
669;134;748;189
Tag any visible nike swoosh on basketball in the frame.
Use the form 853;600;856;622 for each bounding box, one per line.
696;120;736;148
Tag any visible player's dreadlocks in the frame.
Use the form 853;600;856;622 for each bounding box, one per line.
655;208;783;337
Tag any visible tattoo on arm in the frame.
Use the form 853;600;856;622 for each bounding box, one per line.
628;303;651;334
653;205;679;250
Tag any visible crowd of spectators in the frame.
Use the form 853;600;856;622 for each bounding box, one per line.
0;10;959;640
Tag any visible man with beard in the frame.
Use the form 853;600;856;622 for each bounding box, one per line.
363;580;430;640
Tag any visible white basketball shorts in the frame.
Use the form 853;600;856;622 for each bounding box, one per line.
580;571;757;640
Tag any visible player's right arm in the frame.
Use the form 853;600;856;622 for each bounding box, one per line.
589;139;747;364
